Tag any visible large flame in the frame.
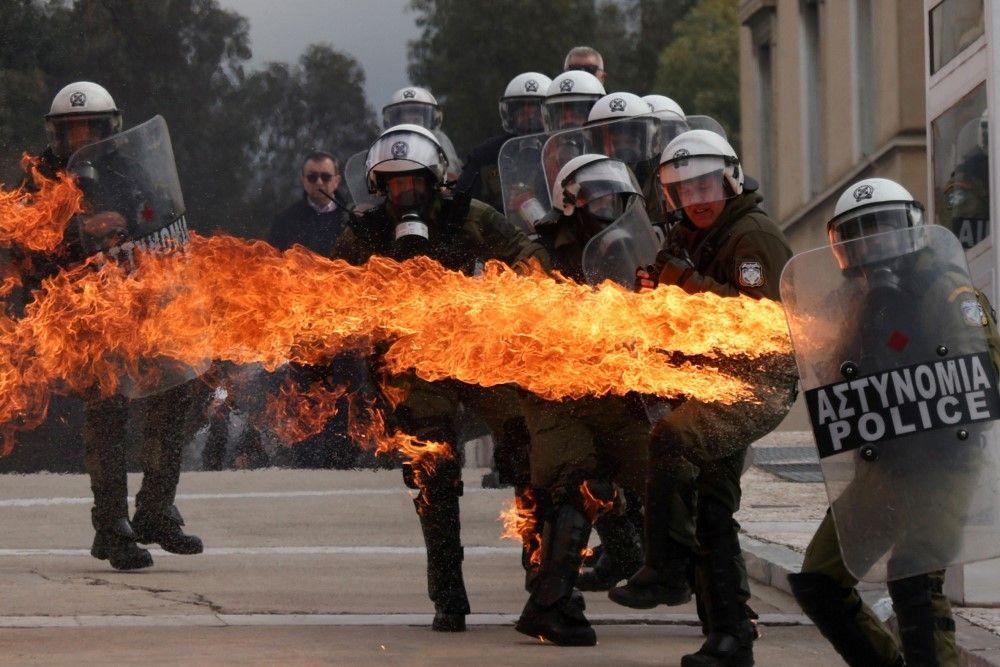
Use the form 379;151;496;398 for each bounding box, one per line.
0;155;84;253
0;166;793;451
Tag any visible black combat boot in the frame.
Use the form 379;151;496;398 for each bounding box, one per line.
132;505;204;555
789;572;904;666
515;503;596;646
91;509;153;571
609;472;692;607
888;574;949;667
577;510;643;591
681;504;755;667
405;447;470;632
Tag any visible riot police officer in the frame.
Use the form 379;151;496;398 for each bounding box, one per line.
541;70;605;133
381;87;462;182
609;130;796;666
515;154;653;646
332;124;549;632
38;83;203;570
455;72;552;213
786;178;982;667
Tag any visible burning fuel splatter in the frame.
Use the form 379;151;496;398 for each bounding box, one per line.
0;166;794;453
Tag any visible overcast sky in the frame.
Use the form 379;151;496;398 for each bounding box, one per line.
219;0;421;110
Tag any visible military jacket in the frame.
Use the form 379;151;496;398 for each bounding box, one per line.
664;190;791;301
331;198;549;273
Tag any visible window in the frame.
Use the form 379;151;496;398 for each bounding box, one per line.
800;0;823;197
931;84;989;250
852;0;876;157
930;0;985;74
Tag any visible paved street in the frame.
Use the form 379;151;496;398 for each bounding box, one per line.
0;467;843;665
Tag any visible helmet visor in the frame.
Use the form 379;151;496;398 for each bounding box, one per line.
46;115;118;160
500;98;545;135
827;202;924;269
366;132;447;190
586;117;659;170
384;172;435;210
659;155;734;212
562;159;641;211
383;103;441;130
543;98;596;131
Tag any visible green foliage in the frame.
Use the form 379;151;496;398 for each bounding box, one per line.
405;0;698;155
239;45;379;236
654;0;740;149
0;0;378;239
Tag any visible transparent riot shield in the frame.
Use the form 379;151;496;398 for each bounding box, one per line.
66;115;209;399
580;197;659;288
780;224;1000;581
344;149;383;214
498;133;551;234
542;116;663;221
686;115;727;140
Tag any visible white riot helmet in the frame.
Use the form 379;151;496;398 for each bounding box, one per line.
382;87;442;131
827;178;925;270
642;95;685;119
551;153;642;226
585;92;660;174
500;72;552;136
45;81;123;161
543;71;605;132
657;129;744;214
586;92;651;124
365;124;449;194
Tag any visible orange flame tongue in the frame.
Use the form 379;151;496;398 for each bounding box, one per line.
0;156;83;253
500;489;542;566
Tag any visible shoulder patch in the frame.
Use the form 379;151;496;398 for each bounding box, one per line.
737;260;765;288
961;297;988;327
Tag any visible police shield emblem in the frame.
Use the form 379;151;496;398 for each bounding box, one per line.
961;297;988;326
779;225;1000;582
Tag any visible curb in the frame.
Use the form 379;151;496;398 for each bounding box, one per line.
740;535;1000;666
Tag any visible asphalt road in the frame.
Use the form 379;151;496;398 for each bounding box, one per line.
0;468;843;666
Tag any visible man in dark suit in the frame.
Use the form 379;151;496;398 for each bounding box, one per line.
269;151;348;255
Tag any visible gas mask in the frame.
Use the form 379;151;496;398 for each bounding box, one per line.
382;172;437;260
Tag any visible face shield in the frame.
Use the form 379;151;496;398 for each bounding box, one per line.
827;202;925;270
562;160;642;239
652;114;689;148
366;131;448;194
658;155;737;213
500;97;545;135
46;113;120;162
543;96;597;132
587;117;660;181
383;172;436;213
382;102;442;131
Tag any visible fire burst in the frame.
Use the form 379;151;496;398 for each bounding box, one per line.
0;167;793;453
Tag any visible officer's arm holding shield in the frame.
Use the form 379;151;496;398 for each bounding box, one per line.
784;178;1000;666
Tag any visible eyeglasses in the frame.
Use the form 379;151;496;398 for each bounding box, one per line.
306;172;336;183
567;63;602;76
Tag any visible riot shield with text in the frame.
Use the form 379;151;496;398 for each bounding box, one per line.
66;115;209;399
344;149;383;214
498;133;551;234
780;225;1000;581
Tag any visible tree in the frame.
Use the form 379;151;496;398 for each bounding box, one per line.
654;0;740;149
239;44;379;237
405;0;699;156
407;0;598;156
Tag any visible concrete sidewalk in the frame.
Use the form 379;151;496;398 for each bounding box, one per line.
740;435;1000;666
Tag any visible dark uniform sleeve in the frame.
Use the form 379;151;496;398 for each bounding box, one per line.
679;230;791;300
466;200;551;271
329;226;375;266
